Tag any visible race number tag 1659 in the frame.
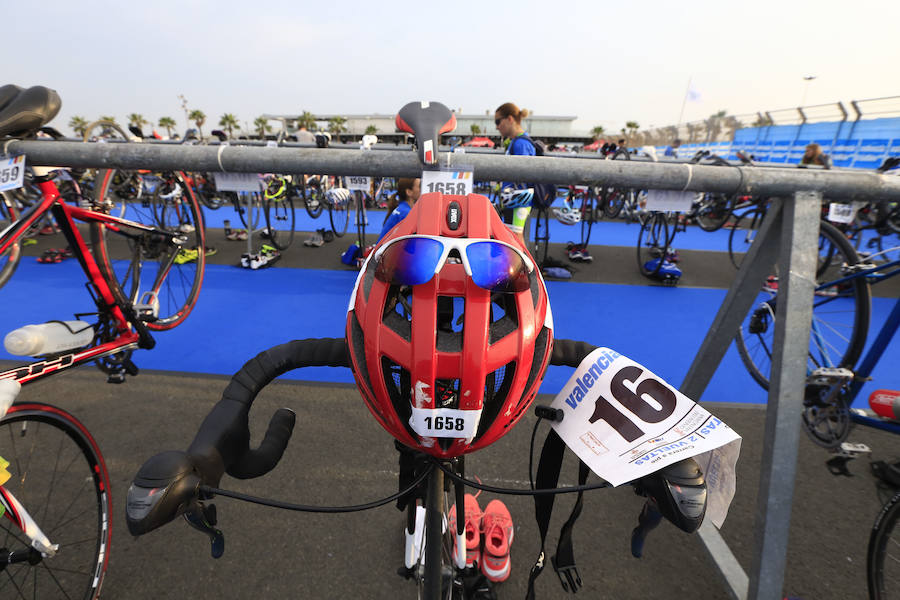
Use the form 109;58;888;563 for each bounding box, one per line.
346;176;371;191
422;167;473;196
0;155;25;192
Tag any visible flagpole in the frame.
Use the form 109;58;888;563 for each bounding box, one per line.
677;76;692;126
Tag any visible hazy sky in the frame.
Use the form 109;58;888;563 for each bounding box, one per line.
10;0;899;137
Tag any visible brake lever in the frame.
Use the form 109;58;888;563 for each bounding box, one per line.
183;501;225;559
630;500;663;558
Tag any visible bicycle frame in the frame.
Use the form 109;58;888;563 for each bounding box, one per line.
0;177;161;384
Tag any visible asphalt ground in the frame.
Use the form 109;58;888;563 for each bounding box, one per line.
9;217;900;599
3;362;898;600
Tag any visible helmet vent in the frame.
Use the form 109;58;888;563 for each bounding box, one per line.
488;293;518;344
383;285;413;341
473;361;516;442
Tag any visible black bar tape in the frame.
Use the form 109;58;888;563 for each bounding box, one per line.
549;339;597;368
187;338;349;485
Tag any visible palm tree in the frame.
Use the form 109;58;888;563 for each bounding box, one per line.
470;123;481;136
705;110;727;142
254;116;272;139
328;116;347;135
127;113;148;129
365;124;378;135
297;111;316;130
625;121;640;142
158;116;177;138
591;125;605;140
98;116;118;137
219;113;240;139
188;109;206;137
69;116;89;137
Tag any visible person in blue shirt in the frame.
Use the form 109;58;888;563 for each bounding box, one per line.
495;102;535;246
377;177;420;243
664;139;681;158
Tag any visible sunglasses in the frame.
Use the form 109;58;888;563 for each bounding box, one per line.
373;235;535;292
494;116;505;126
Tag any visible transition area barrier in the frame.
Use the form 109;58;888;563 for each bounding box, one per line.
7;137;900;600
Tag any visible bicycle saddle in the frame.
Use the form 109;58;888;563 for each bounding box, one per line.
0;85;61;138
395;101;456;166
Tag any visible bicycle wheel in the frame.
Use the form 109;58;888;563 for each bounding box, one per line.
0;402;111;600
329;191;351;238
233;192;263;230
416;466;463;600
735;220;871;390
579;188;595;246
868;490;900;599
637;212;668;277
601;187;626;218
728;208;767;270
532;206;550;266
303;177;325;219
695;193;733;232
264;193;295;250
0;191;22;290
91;169;206;330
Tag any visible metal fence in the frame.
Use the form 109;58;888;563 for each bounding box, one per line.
6;138;900;600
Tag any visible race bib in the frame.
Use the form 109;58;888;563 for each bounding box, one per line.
409;407;481;440
827;202;858;224
550;348;741;526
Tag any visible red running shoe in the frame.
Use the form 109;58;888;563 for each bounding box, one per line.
481;499;514;582
448;493;482;568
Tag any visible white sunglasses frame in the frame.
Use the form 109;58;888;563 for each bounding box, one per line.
372;234;535;287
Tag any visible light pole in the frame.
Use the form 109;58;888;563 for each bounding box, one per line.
800;75;816;107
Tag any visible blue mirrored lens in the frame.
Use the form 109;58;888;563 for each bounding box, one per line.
466;242;529;292
375;238;444;285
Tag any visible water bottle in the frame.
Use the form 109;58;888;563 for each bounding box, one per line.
224;219;232;236
4;321;95;356
870;389;900;421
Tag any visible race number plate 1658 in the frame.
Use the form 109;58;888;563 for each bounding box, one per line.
0;155;25;192
422;167;473;196
549;347;740;488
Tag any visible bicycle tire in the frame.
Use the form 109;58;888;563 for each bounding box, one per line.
233;192;262;230
601;187;626;219
0;191;22;290
532;206;550;266
264;192;296;250
868;490;900;599
90;169;206;330
0;402;112;600
735;220;871;389
637;212;668;277
728;208;767;270
329;192;351;238
695;193;733;232
417;466;463;600
579;188;595;247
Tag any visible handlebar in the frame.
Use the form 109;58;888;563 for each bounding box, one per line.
126;338;349;544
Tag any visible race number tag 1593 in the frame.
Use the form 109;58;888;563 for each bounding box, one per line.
0;155;26;192
422;167;474;196
346;176;371;191
827;202;857;224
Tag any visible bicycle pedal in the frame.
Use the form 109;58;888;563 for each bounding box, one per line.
107;372;127;384
135;292;160;322
807;367;854;385
837;442;871;457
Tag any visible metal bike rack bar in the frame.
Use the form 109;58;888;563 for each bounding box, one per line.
5;139;897;597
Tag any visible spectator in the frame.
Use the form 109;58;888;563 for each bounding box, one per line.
296;126;315;144
495;101;536;246
800;143;832;169
377;178;421;243
664;139;682;158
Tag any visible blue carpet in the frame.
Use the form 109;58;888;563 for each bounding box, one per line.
1;259;897;409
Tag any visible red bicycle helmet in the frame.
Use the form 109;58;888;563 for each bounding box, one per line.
346;192;553;458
